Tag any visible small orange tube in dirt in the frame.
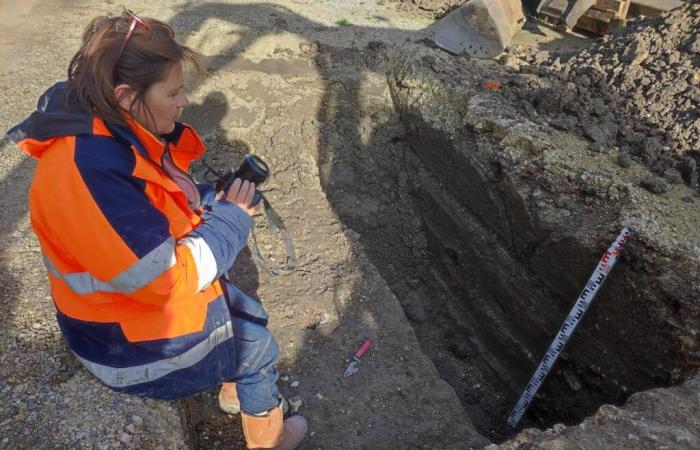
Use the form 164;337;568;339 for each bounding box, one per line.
484;80;502;90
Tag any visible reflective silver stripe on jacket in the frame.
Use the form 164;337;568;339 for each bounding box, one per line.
73;320;234;388
43;238;177;295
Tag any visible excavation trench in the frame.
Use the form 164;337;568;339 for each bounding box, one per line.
314;55;695;442
183;35;698;448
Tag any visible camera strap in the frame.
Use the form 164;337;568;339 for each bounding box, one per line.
198;157;296;275
249;194;298;276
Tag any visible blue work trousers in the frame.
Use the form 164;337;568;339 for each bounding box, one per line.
224;281;281;415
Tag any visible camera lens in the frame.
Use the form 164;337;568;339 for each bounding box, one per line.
236;154;269;185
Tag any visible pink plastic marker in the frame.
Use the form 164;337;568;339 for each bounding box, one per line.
344;339;372;377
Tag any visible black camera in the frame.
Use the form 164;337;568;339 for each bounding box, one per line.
217;154;270;207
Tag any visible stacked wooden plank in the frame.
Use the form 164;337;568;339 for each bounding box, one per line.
576;0;632;34
537;0;684;35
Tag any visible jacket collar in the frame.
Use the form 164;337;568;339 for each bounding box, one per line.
107;116;190;165
105;116;169;164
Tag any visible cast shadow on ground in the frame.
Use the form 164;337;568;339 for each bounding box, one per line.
166;2;522;446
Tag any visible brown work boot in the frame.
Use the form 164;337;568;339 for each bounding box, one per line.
219;383;289;416
241;404;307;450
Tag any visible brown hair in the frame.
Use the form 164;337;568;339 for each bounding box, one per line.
67;10;202;128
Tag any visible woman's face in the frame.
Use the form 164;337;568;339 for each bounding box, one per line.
135;62;189;135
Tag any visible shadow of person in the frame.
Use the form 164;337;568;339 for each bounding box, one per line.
181;90;229;138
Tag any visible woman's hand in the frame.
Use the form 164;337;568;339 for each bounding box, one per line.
218;178;264;216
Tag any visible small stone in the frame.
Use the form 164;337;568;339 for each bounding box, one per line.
663;168;683;184
288;396;303;413
583;123;611;145
533;50;550;65
131;415;143;427
589;142;608;153
682;35;700;54
641;176;668;194
118;432;130;443
552;423;566;433
291;380;300;388
548;115;577;131
125;424;136;433
617;152;632;168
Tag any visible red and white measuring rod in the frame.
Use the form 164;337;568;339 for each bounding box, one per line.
507;227;632;428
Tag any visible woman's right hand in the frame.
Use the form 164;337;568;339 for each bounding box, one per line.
218;178;264;216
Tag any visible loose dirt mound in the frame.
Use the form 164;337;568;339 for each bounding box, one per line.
390;0;464;16
502;0;700;194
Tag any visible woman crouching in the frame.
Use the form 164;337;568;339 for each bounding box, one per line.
7;10;306;450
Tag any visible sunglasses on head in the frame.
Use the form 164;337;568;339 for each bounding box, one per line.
115;9;151;63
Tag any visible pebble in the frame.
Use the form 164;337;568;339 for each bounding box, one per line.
617;152;632;168
291;380;300;388
288;397;303;413
641;176;668;194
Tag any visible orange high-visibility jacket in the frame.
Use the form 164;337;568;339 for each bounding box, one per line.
8;81;255;398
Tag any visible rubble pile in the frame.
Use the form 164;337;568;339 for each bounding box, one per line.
502;0;700;193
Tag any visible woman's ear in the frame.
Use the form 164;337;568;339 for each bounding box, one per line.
114;84;136;111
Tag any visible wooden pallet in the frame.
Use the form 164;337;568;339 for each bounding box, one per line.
576;0;631;34
594;0;632;19
537;0;632;35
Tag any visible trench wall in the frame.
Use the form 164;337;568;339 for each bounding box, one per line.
387;50;700;427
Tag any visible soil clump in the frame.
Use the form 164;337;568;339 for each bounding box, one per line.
501;1;700;194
